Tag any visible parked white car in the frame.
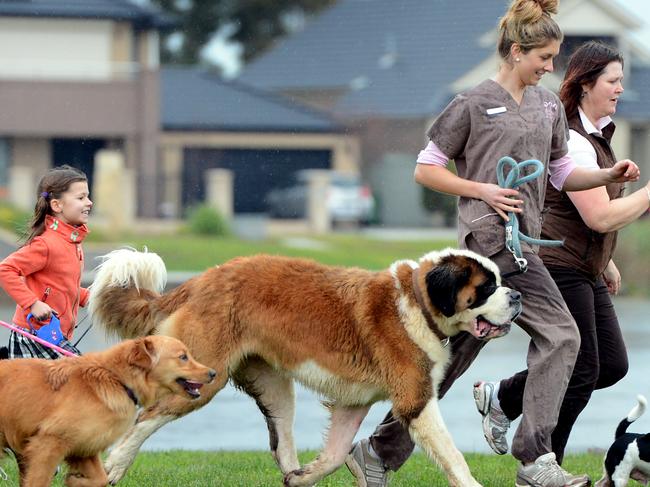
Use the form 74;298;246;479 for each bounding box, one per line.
267;171;375;224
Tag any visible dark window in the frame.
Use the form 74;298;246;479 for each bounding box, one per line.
51;138;106;190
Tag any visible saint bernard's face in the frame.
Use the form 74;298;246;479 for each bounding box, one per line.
421;250;522;340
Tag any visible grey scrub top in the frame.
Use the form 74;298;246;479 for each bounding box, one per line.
426;79;569;257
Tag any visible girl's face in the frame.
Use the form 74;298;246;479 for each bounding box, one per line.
51;181;92;226
581;61;624;119
514;39;561;86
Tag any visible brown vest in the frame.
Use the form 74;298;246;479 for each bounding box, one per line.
539;113;624;279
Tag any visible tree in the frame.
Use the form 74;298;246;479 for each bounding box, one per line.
151;0;221;65
151;0;336;67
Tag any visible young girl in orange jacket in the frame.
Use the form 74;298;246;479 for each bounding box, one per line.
0;165;93;358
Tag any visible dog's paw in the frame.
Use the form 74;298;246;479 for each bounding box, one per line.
283;468;310;487
104;458;132;485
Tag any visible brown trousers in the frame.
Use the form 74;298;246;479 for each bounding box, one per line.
369;244;581;467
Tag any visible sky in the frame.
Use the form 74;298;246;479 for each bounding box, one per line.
201;0;650;77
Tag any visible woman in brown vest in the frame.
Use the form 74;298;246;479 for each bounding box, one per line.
345;2;641;487
473;41;650;466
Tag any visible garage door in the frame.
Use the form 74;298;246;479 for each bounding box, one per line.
182;148;331;214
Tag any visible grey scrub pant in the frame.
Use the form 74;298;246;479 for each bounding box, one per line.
368;243;581;467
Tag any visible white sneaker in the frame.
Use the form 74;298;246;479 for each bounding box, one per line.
516;452;591;487
473;381;510;455
345;439;389;487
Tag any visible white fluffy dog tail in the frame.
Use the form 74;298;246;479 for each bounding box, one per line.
91;247;166;294
88;248;167;337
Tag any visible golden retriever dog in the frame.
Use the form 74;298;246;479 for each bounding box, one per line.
0;335;215;487
89;248;522;487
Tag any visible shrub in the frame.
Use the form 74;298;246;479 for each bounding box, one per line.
0;202;31;236
187;205;230;237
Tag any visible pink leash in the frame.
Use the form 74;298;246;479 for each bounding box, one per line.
0;319;77;357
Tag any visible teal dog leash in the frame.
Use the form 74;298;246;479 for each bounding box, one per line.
497;156;563;277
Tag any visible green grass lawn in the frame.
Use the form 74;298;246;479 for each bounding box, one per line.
86;233;456;272
0;451;613;486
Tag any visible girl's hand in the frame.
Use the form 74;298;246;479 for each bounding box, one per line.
477;183;523;221
30;300;53;322
603;260;621;295
608;159;640;183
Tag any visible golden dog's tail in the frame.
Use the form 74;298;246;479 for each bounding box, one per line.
89;248;167;339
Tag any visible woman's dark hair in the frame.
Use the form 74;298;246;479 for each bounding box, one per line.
560;41;624;119
497;0;563;61
24;165;88;244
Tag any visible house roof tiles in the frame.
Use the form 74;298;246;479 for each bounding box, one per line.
240;0;505;117
161;67;342;133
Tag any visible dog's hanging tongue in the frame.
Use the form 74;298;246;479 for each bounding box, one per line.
177;378;204;398
475;318;493;338
473;317;511;340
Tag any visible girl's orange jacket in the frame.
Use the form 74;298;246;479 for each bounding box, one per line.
0;216;89;338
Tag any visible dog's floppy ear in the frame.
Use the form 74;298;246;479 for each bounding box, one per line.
425;261;470;318
128;337;157;370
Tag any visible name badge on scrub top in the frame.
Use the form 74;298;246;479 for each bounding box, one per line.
486;106;507;116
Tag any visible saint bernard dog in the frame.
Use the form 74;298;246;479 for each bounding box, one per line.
89;247;521;486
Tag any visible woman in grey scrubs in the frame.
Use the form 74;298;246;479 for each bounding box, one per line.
344;1;640;487
474;40;650;468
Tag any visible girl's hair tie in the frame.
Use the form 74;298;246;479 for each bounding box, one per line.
41;191;49;198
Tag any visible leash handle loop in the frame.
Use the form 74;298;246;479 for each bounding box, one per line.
497;156;564;275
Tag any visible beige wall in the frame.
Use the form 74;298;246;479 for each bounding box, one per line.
0;18;120;80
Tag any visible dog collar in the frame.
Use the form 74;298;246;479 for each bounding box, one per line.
411;268;450;347
122;384;139;406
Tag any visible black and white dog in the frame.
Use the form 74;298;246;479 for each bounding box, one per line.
595;395;650;486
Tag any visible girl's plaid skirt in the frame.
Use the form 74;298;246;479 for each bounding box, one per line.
7;329;81;359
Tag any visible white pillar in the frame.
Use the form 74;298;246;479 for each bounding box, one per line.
205;168;233;220
8;165;36;211
304;169;331;234
93;149;135;231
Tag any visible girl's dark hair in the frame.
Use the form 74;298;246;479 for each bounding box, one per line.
24;165;88;244
560;41;624;120
497;0;563;61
